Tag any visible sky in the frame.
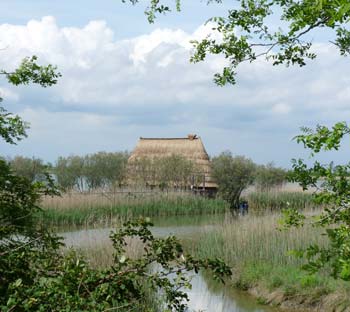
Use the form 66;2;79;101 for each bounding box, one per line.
0;1;349;167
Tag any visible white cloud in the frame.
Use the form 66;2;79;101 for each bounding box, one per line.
0;16;350;166
0;17;229;108
130;28;188;64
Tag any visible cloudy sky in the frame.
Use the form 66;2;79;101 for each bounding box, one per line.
0;1;349;167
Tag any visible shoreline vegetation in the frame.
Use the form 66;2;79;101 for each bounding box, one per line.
39;190;315;226
39;191;228;226
190;213;350;311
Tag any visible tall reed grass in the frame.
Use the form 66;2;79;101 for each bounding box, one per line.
40;192;228;226
66;235;144;269
193;213;326;267
191;212;350;308
244;191;316;212
40;190;318;227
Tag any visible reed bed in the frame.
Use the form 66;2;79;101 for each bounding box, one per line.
67;237;145;269
245;191;316;212
40;192;228;226
39;190;317;226
191;212;350;307
193;212;326;267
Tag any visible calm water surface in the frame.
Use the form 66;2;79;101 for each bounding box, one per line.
60;214;282;312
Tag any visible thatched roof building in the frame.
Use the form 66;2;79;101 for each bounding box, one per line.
128;134;217;189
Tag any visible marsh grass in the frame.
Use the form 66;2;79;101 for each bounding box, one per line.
245;191;316;212
40;190;317;227
72;237;145;269
191;212;350;306
40;192;228;226
62;223;145;268
193;213;327;267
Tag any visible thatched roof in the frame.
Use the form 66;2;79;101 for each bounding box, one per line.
128;134;217;188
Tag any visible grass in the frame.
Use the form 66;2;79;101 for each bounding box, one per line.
190;212;350;309
40;190;317;227
244;191;316;213
192;213;326;266
66;236;144;269
40;192;228;226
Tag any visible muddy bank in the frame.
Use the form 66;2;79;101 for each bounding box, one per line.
247;285;350;312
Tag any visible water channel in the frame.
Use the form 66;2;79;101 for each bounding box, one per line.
60;214;281;312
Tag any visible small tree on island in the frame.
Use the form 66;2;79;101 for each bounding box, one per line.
212;151;256;212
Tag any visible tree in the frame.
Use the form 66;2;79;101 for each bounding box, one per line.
55;156;78;191
127;156;155;187
124;0;350;86
8;156;46;182
83;151;129;190
212;152;256;211
96;151;129;188
0;157;60;301
0;56;60;144
255;162;287;192
54;155;85;191
0;57;62;303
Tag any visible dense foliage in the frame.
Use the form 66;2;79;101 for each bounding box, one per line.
285;122;350;280
7;156;48;182
0;159;61;300
55;152;129;191
0;56;63;308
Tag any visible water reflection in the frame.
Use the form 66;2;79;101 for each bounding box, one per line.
186;273;274;312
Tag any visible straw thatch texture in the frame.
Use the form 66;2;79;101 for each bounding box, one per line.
128;135;217;188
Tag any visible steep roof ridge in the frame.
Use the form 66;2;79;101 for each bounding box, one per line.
196;136;209;158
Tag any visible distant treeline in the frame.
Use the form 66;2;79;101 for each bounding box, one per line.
5;152;289;192
5;152;129;192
